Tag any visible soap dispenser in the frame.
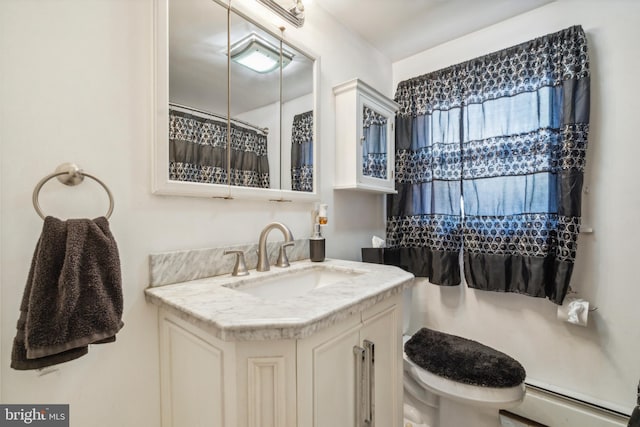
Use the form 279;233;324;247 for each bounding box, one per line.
310;204;327;262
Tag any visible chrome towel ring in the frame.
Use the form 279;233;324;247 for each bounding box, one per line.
32;163;114;220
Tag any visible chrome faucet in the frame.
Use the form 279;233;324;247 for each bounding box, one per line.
256;222;294;272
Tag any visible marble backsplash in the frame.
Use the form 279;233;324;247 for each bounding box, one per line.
149;239;310;287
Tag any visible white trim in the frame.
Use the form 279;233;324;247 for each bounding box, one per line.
510;382;630;427
247;357;287;427
525;379;631;416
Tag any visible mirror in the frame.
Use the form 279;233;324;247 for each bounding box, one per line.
168;0;229;185
229;11;280;189
361;104;388;180
160;0;317;199
281;41;314;191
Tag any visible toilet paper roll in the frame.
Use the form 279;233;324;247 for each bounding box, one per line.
557;297;589;327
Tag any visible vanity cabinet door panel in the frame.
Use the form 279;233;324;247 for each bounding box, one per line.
361;301;403;427
297;296;403;427
236;340;297;427
159;313;237;427
297;316;361;427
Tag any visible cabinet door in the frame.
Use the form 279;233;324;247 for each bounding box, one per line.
358;96;394;189
160;313;236;427
361;303;403;427
333;78;398;194
297;298;402;427
297;317;361;427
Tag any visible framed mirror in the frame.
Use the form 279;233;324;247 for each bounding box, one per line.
153;0;319;200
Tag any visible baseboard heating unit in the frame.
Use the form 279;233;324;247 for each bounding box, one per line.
507;382;630;427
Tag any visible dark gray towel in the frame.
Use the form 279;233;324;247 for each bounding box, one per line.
11;216;123;370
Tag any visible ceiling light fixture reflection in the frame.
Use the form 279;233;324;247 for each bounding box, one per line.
229;33;294;74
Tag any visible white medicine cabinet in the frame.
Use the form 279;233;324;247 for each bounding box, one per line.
333;79;399;194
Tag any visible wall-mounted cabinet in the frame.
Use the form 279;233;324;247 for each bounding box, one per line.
333;79;399;194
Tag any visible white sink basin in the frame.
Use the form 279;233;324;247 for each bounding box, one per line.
223;266;364;300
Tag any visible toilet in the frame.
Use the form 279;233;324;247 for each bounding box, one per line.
401;290;526;427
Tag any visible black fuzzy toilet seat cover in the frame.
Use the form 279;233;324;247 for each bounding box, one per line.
405;328;526;388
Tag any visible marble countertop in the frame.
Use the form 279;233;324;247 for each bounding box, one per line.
145;259;414;341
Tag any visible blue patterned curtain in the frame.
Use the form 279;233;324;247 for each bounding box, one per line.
291;111;313;192
169;109;228;184
387;26;590;304
228;122;270;188
385;65;464;285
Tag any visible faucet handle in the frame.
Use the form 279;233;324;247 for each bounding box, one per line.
224;250;249;276
276;242;295;268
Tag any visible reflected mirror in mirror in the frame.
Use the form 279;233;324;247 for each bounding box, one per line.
281;41;314;192
168;0;229;185
229;11;280;189
362;104;388;180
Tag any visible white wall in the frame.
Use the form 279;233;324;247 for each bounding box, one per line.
393;0;640;414
0;0;390;425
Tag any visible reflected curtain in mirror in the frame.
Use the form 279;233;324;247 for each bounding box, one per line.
169;108;228;184
362;106;388;179
387;25;590;304
291;111;313;192
169;105;271;188
229;123;270;188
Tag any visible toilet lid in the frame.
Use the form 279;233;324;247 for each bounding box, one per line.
403;334;525;407
404;328;526;388
404;353;525;407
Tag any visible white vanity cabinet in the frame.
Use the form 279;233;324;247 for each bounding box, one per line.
157;293;403;427
333;79;399;194
159;312;298;427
